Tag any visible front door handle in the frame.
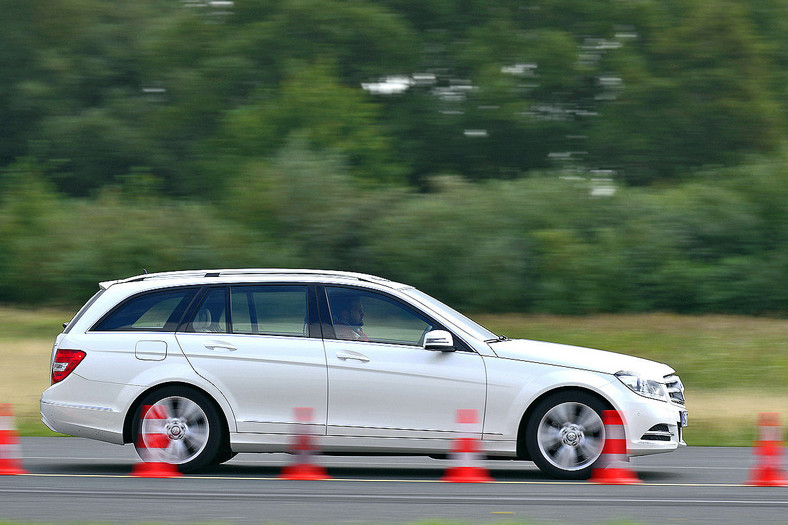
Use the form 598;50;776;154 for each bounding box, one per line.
336;352;370;363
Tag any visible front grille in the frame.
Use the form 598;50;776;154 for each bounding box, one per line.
641;424;673;441
664;374;685;405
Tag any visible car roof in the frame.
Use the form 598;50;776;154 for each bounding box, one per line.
99;269;410;291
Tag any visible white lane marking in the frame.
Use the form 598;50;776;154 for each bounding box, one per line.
5;472;755;487
1;486;787;507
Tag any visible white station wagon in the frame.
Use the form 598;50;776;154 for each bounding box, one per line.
41;269;687;479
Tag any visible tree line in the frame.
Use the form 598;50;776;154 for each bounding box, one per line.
1;0;787;314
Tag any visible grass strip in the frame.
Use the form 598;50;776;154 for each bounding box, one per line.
3;308;786;445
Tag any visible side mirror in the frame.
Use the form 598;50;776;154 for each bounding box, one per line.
423;330;455;351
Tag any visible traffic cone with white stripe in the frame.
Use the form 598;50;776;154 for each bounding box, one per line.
590;410;641;484
131;404;181;478
280;407;330;480
0;404;27;475
746;412;787;487
441;409;493;483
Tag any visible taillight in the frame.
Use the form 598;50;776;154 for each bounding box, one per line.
51;349;86;384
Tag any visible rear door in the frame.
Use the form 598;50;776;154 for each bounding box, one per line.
176;284;328;434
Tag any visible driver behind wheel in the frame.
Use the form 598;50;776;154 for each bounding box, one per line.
330;293;369;341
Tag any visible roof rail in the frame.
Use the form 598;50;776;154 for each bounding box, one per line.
100;268;393;289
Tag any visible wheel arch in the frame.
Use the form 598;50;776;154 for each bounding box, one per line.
122;381;231;445
515;386;614;460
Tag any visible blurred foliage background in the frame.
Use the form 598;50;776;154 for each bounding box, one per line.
1;0;787;315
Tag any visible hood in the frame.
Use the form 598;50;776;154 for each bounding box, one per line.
490;339;674;379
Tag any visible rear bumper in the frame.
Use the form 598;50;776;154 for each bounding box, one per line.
40;374;130;445
40;398;125;444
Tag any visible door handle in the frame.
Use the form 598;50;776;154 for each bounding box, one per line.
336;352;370;363
204;342;237;352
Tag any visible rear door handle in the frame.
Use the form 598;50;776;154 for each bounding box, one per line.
204;341;237;352
336;352;370;363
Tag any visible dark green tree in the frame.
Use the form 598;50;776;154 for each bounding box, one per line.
588;0;781;183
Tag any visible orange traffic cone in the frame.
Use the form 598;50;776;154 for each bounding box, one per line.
280;407;330;480
131;404;181;478
0;404;28;475
590;410;641;484
746;412;787;487
441;409;493;483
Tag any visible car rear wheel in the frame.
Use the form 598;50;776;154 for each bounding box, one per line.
132;386;224;473
211;449;238;466
525;391;608;479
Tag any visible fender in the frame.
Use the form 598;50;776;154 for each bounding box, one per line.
482;356;618;440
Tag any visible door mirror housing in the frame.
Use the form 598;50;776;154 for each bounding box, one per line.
423;330;455;351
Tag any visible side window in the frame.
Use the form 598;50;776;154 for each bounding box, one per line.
230;286;308;337
187;288;228;333
93;288;198;332
326;287;433;346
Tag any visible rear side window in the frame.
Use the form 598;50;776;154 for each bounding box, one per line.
93;288;198;332
230;285;308;337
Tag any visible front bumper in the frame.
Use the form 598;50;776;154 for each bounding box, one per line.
619;395;687;456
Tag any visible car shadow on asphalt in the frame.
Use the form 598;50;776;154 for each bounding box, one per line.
202;462;567;482
26;458;681;483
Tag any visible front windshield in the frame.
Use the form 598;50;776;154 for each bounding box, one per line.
403;288;499;342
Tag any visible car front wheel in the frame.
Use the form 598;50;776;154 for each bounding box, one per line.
525;391;608;479
132;386;224;473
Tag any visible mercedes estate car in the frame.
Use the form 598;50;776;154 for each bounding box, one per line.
42;269;687;479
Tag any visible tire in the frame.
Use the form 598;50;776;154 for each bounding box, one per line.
525;391;608;480
132;386;224;473
211;449;238;466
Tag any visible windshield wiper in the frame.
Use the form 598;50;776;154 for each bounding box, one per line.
486;334;510;343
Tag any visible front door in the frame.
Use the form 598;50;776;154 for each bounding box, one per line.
322;286;487;441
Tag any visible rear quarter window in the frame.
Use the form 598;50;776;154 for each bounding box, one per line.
92;288;198;332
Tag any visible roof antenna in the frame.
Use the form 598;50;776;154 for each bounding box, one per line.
142;268;148;274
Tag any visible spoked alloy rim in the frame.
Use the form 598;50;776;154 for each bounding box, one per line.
138;396;210;465
536;401;605;471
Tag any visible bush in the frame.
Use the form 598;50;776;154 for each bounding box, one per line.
2;155;787;315
0;164;295;306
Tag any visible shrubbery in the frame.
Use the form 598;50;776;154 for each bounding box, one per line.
2;1;787;315
2;149;786;315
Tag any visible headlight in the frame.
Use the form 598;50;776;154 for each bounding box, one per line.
615;371;669;402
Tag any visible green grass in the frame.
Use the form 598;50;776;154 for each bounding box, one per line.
474;312;788;391
0;306;68;341
16;419;65;437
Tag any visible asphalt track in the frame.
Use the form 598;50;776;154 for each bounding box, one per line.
1;438;786;525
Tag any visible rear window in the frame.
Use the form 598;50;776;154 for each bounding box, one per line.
92;288;198;332
63;289;105;334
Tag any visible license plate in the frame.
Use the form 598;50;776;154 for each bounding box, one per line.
680;410;688;428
